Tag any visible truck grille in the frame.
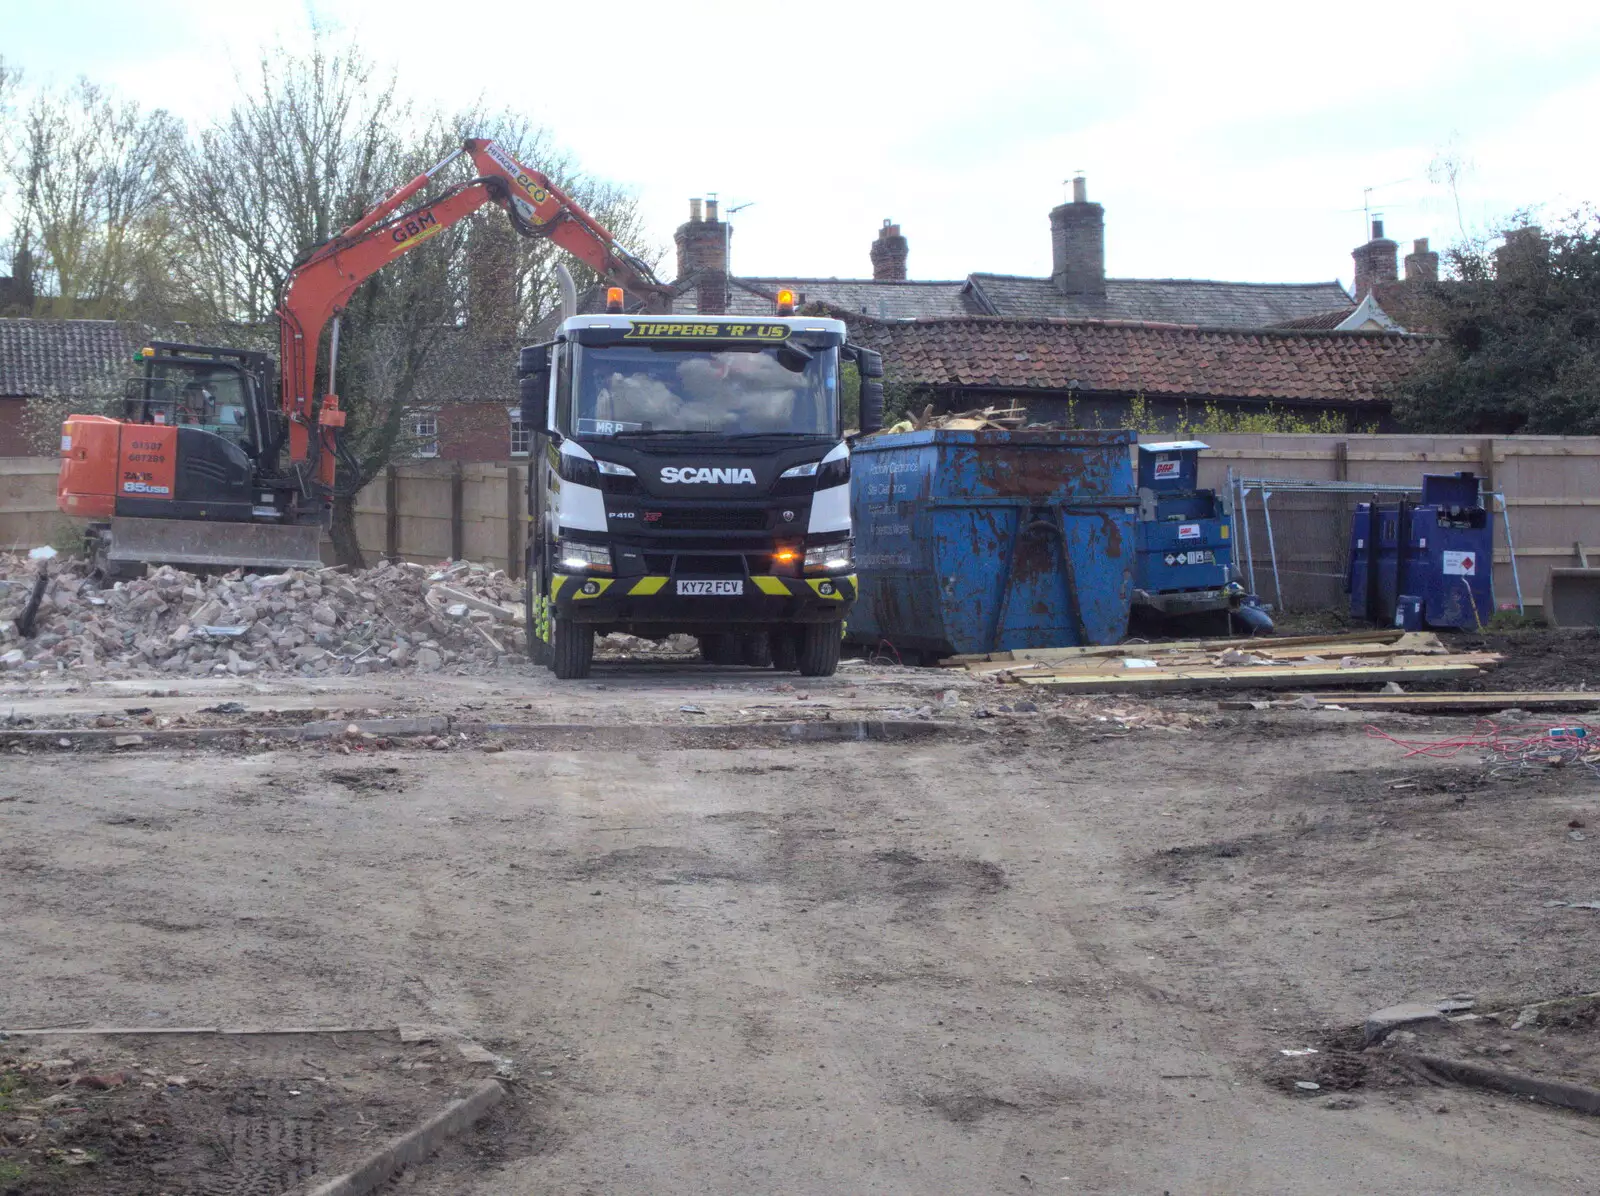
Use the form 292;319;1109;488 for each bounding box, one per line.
648;508;767;531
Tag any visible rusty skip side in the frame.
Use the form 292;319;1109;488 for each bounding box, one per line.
849;429;1138;657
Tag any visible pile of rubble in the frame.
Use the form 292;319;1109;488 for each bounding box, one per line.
0;554;526;680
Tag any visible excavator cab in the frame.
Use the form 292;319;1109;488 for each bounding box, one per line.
121;344;276;454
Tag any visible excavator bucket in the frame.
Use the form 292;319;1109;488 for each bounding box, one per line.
100;516;324;575
1544;569;1600;628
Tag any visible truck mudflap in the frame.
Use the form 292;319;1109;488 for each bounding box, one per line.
533;572;857;640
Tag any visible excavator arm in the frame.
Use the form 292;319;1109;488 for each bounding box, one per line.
277;138;669;492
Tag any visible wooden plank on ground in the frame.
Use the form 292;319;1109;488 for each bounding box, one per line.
959;630;1437;673
431;583;524;625
1023;651;1498;679
1006;629;1411;662
1015;661;1487;694
1292;692;1600;712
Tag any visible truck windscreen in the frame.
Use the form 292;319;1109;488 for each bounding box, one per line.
573;345;837;437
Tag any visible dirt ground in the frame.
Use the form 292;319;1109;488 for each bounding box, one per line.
0;1031;527;1194
3;657;1599;1194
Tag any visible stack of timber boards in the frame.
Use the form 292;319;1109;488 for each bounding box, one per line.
944;630;1500;694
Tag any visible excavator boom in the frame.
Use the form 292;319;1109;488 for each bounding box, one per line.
280;138;670;491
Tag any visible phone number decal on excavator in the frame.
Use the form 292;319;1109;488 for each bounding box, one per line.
624;321;790;341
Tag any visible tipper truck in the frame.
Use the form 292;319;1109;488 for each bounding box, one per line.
517;294;885;679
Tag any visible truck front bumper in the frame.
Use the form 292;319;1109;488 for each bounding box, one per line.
543;572;857;630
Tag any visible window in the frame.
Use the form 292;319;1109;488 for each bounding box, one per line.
508;406;530;456
571;344;836;438
413;413;439;458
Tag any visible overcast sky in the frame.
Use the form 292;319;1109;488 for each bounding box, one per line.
6;0;1599;293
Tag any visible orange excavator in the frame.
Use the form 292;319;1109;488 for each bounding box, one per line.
58;138;668;575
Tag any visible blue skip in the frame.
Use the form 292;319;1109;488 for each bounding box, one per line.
848;429;1138;659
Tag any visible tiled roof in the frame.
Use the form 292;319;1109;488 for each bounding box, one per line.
668;275;978;319
0;318;138;397
851;317;1436;406
558;271;1354;329
1271;307;1357;330
965;275;1354;327
1369;281;1443;333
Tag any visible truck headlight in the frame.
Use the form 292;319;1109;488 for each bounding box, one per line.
558;540;612;573
779;461;820;478
804;542;852;573
596;459;635;476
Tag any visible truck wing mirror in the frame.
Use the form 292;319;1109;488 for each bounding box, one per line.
519;368;549;431
852;347;885;433
517;342;552;431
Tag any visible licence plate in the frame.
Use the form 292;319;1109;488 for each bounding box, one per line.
676;579;743;596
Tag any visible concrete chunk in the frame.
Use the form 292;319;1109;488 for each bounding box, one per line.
1365;1002;1447;1044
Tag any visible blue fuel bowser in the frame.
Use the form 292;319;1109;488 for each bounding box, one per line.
1133;441;1271;631
1347;471;1494;630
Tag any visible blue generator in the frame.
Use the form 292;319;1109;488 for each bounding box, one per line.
1132;441;1270;632
1347;471;1494;630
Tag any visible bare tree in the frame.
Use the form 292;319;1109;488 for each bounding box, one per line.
177;37;655;566
5;78;185;318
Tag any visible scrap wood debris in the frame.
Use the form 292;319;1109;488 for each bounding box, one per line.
945;630;1500;694
885;403;1030;433
0;552;526;680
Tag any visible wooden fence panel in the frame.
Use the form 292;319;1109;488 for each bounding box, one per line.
0;458;68;552
1193;434;1600;614
4;436;1597;614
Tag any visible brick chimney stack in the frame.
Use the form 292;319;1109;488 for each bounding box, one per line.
1494;226;1549;283
1050;173;1105;299
467;218;518;348
870;220;909;281
1352;218;1399;299
1404;237;1439;284
674;196;729;315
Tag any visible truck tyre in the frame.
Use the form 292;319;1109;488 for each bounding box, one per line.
697;634;723;664
524;547;551;666
549;616;594;679
742;633;773;668
770;629;800;672
796;622;841;677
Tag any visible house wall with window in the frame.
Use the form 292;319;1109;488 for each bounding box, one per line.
426;400;528;462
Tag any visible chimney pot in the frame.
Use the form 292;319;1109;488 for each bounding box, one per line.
1072;174;1088;204
689;197;703;223
706;196;719;222
1413;237;1429;253
1371;217;1384;240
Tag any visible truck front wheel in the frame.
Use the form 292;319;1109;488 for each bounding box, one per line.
549;616;594;679
796;622;841;677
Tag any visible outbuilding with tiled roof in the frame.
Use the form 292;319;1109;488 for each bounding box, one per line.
848;315;1438;432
